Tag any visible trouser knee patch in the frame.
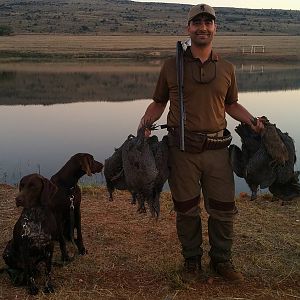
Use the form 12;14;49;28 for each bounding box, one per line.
208;198;236;211
173;196;200;213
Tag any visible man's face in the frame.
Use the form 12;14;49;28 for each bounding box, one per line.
187;14;216;47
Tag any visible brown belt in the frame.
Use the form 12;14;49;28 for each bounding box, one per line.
200;129;224;138
168;127;232;153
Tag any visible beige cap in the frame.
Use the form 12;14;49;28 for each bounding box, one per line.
188;4;216;23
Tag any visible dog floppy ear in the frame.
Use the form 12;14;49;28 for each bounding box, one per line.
40;177;58;207
80;155;92;176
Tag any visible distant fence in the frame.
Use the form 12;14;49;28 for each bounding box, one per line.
242;45;265;54
240;64;264;73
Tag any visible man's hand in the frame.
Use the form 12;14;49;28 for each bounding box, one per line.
250;117;265;134
137;118;152;138
137;101;167;138
144;128;151;138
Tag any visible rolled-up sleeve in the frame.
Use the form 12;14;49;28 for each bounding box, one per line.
225;66;238;105
153;61;169;103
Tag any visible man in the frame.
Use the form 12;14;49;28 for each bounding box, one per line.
138;4;263;282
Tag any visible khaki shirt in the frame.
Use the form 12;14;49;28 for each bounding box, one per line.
153;47;238;133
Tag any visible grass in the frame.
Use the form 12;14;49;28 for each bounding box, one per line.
0;184;299;299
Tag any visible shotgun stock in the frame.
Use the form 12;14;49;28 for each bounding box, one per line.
176;41;185;151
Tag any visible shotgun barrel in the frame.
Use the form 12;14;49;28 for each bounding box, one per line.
176;41;185;151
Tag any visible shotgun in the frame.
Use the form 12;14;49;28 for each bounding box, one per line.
176;41;185;151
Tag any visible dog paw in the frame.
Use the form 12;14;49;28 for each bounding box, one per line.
28;284;39;295
137;207;146;214
79;247;88;255
75;240;87;255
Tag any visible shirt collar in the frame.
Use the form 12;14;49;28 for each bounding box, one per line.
184;46;219;62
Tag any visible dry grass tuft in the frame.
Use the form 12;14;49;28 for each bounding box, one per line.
0;185;299;299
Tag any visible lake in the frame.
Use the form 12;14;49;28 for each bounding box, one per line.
0;62;299;196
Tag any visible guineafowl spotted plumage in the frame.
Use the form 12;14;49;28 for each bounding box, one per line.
229;117;299;201
104;124;169;217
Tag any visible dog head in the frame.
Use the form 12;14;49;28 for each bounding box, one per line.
16;174;57;208
72;153;103;176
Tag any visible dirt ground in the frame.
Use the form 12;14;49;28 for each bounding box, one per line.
0;184;299;300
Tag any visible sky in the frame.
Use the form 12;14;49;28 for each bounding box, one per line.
133;0;300;10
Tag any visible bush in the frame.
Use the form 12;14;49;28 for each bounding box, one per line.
80;25;90;32
0;25;13;36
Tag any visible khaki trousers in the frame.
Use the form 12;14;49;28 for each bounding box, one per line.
168;146;237;260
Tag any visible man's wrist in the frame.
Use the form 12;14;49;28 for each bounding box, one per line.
138;116;146;128
250;116;258;126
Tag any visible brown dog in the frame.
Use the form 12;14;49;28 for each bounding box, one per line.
2;174;57;295
50;153;103;262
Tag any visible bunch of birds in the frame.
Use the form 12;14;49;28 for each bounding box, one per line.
104;123;169;217
229;116;300;201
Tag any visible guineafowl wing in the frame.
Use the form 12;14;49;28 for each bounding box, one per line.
154;135;169;189
229;144;245;178
246;146;276;189
269;172;300;200
104;136;135;197
104;135;134;181
148;135;159;155
274;130;296;184
104;148;122;181
262;124;289;164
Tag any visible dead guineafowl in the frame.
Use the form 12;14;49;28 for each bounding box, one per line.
122;125;169;217
104;125;169;217
229;117;299;200
104;135;137;203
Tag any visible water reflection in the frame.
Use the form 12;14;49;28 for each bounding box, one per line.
0;64;300;105
236;65;300;91
0;69;158;104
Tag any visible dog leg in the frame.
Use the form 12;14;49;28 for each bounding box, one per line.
25;261;39;295
43;245;55;293
58;225;71;262
74;208;86;255
28;276;39;295
131;192;137;205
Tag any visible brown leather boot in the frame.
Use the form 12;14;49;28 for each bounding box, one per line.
180;256;202;283
210;260;244;282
